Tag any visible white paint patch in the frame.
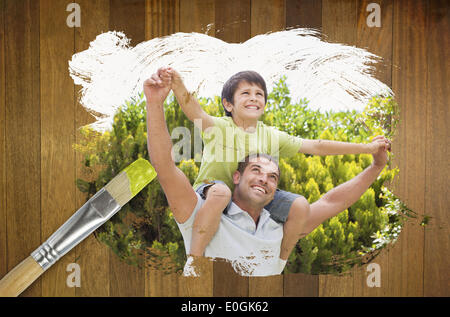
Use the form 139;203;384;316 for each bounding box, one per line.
69;29;392;131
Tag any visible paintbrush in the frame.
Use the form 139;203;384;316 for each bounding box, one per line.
0;158;156;297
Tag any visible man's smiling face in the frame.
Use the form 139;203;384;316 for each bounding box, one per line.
233;156;279;207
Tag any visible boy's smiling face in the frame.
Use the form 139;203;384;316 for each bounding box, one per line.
223;81;266;125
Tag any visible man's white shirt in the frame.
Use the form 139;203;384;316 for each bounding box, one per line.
176;193;287;276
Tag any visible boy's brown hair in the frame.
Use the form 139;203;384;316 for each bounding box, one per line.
221;71;268;117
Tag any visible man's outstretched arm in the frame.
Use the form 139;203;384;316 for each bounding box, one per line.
145;68;198;224
302;136;389;236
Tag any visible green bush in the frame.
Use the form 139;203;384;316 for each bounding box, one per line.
75;79;411;275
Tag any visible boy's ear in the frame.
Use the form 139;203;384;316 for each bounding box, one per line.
222;98;233;113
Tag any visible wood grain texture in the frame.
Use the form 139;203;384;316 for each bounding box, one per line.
74;0;110;297
286;0;322;30
353;251;390;296
110;0;146;45
390;0;427;296
214;0;251;43
110;251;145;296
319;273;354;297
322;0;357;44
0;256;44;297
283;273;319;297
145;0;180;40
0;0;6;281
75;234;111;296
180;0;215;34
356;0;393;86
39;0;77;297
178;257;213;296
424;0;449;297
249;275;283;297
146;269;180;296
213;259;248;296
5;0;41;297
251;0;285;37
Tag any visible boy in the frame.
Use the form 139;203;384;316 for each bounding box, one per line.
147;67;390;263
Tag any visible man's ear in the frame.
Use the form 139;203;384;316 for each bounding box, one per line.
223;98;233;114
232;170;241;185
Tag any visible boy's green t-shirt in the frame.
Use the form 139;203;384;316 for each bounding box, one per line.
193;116;303;190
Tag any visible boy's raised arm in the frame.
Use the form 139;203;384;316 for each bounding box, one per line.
299;136;391;156
169;68;215;131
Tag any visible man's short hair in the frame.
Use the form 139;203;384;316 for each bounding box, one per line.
237;153;280;178
221;71;268;117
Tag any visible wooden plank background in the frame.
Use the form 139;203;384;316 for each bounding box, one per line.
0;0;6;293
0;0;448;297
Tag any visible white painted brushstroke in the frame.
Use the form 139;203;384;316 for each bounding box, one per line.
69;29;393;131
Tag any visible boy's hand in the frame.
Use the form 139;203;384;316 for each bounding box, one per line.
166;67;183;90
366;135;391;154
143;67;172;104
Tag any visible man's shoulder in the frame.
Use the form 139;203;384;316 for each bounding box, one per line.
176;192;204;226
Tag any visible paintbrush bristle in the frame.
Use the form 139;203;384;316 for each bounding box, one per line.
104;171;132;207
104;158;157;207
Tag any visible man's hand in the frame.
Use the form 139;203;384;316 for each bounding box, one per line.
143;67;172;104
366;135;391;154
371;135;390;168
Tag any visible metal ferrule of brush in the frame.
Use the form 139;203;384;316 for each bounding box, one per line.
31;187;121;271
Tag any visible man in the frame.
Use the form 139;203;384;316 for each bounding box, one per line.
144;69;390;276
